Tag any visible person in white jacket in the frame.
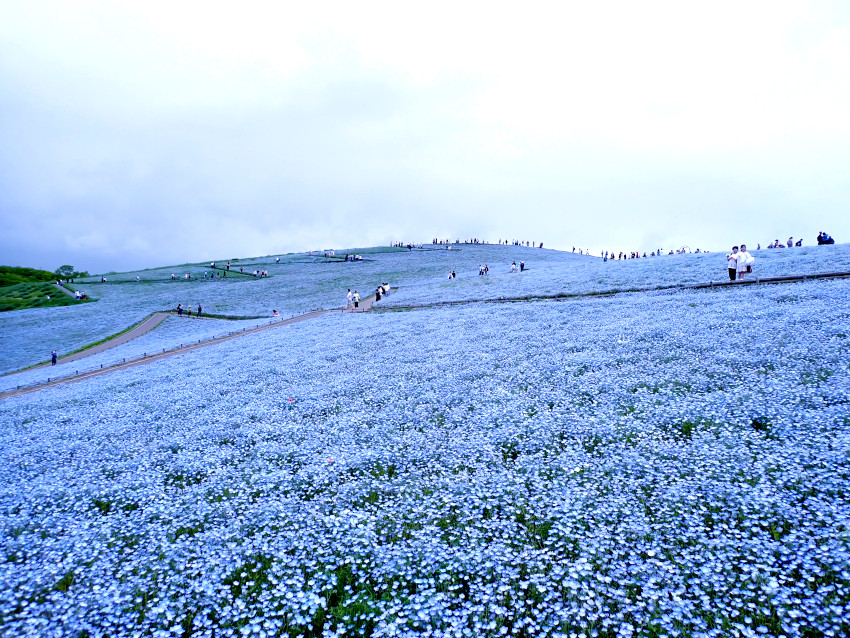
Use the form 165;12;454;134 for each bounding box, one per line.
726;246;739;281
736;244;754;280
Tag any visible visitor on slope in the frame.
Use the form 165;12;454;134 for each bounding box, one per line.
520;261;525;272
345;289;352;311
737;244;754;280
197;305;202;317
353;291;360;310
51;350;57;366
273;309;279;316
726;246;739;281
787;237;793;248
177;303;183;316
511;261;517;273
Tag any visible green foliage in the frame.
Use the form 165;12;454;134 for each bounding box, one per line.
55;264;89;279
0;282;91;312
0;265;57;287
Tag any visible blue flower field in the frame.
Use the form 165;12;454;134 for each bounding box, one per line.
1;244;849;637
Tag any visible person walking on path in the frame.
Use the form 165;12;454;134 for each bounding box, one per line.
345;289;352;311
726;246;739;281
737;244;753;280
51;350;57;366
353;290;360;310
177;303;183;316
520;261;525;272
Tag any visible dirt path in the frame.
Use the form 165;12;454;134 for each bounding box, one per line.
0;292;382;400
24;312;173;372
53;283;77;298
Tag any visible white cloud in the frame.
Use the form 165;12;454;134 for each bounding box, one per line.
0;0;848;270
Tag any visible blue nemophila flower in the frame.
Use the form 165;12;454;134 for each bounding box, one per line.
2;264;850;636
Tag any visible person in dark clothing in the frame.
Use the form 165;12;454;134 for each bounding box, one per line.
51;350;57;365
520;261;525;272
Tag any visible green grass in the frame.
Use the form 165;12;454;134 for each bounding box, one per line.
0;265;57;287
0;282;91;312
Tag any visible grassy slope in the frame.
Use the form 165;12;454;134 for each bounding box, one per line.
0;282;88;312
0;265;57;287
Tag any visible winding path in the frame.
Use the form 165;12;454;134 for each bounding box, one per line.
1;295;380;400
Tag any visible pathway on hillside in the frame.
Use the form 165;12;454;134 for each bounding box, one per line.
53;283;77;298
0;294;380;399
24;312;173;371
3;271;849;400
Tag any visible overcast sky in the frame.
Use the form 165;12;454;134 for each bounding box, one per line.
1;1;848;273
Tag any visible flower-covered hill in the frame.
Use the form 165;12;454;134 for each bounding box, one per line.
1;275;849;637
2;242;849;375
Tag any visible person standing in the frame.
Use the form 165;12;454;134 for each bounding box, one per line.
737;244;753;280
353;290;360;310
51;350;57;366
345;289;352;311
726;246;739;281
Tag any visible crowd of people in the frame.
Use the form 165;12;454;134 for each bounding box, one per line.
763;237;802;249
428;238;544;248
817;231;835;245
175;303;203;317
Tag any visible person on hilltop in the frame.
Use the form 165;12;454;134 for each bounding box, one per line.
520;261;525;272
736;244;754;280
726;246;739;281
817;231;835;245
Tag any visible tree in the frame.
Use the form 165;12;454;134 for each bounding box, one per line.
54;265;88;279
